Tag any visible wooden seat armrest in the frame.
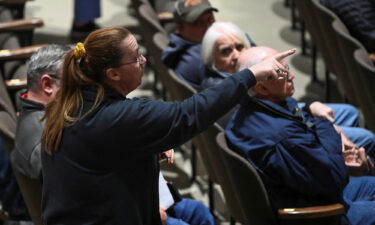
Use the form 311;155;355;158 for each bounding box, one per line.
0;18;43;32
0;0;32;5
5;78;27;89
278;203;344;220
369;53;375;63
0;44;46;61
157;12;174;23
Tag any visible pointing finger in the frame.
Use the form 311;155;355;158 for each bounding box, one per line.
274;48;296;62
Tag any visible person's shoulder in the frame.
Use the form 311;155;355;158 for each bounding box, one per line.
227;102;287;141
168;33;196;47
16;105;44;135
162;34;200;67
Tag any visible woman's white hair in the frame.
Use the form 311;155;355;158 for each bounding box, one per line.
201;21;250;66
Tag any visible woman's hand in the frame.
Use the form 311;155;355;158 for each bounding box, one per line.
160;149;174;164
249;48;296;82
159;207;168;225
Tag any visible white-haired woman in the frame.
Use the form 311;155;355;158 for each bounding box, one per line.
199;21;256;91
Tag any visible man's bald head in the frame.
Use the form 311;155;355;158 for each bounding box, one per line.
237;46;278;72
237;46;295;104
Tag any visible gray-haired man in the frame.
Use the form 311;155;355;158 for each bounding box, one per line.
11;44;72;179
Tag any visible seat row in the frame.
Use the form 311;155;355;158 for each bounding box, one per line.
294;0;375;133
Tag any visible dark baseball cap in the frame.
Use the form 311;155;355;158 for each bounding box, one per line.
173;0;218;23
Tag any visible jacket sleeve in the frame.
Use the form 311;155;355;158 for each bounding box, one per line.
111;69;256;157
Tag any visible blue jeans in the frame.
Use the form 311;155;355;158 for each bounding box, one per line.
344;176;375;225
167;198;215;225
326;104;375;159
74;0;101;23
298;103;375;159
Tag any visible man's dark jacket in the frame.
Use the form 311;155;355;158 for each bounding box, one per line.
11;92;44;179
226;97;349;209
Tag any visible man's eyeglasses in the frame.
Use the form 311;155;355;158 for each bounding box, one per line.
48;73;61;85
114;53;144;68
276;64;291;80
48;74;60;80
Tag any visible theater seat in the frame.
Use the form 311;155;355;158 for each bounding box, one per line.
216;132;345;225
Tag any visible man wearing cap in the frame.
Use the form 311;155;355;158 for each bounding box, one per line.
162;0;217;89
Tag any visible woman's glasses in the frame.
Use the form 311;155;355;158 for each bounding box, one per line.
115;53;145;68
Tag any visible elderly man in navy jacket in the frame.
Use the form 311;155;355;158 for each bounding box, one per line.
225;47;375;225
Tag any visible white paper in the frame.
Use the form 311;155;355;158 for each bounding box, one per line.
159;172;175;209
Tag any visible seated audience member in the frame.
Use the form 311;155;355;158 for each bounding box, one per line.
11;44;72;180
200;37;375;153
198;21;253;125
321;0;375;53
225;47;375;225
159;168;215;225
199;21;255;91
10;44;215;225
161;0;218;89
236;47;375;164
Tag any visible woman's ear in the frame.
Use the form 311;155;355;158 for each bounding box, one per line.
105;68;121;81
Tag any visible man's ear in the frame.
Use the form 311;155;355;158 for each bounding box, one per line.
40;74;54;96
254;83;269;96
105;68;121;82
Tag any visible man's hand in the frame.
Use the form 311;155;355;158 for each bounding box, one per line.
160;149;174;164
336;124;373;175
309;101;334;123
343;145;373;176
160;207;168;225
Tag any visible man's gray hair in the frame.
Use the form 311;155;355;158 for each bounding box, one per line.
201;21;250;67
27;44;72;93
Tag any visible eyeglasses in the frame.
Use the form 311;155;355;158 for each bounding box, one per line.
48;73;61;85
48;74;59;80
115;53;145;68
276;64;291;80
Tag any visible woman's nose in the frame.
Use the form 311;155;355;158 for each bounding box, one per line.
232;49;240;61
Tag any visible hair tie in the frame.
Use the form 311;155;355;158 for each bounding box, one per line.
74;42;86;59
